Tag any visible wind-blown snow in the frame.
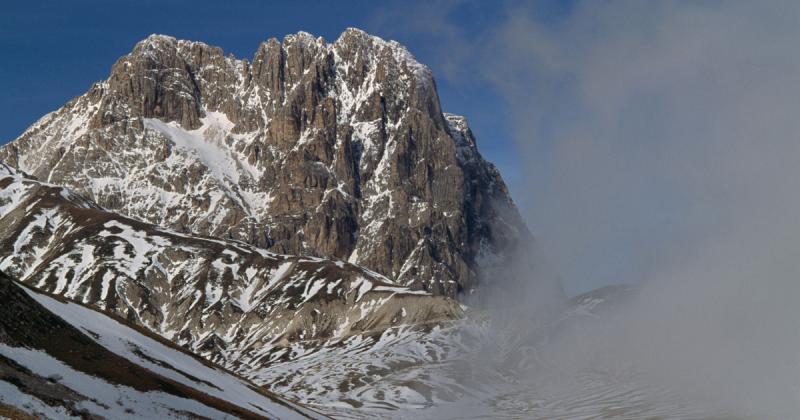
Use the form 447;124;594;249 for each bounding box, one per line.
21;286;322;420
0;344;233;420
0;380;76;419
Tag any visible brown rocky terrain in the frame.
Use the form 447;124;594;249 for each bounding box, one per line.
0;270;322;419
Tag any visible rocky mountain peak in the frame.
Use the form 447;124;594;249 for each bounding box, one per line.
0;28;536;299
283;30;323;47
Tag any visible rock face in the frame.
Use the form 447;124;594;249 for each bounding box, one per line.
0;164;462;377
0;29;530;298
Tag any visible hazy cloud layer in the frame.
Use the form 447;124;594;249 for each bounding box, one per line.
375;1;800;416
488;0;800;295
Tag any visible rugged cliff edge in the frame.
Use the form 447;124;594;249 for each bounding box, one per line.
0;29;531;298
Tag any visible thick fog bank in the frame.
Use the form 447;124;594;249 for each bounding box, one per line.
405;1;800;417
374;1;800;416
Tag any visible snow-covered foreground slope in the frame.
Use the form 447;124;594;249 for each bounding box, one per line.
0;271;322;419
0;163;466;411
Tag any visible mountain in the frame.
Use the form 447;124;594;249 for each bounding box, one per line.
0;28;530;298
0;29;554;417
0;270;322;419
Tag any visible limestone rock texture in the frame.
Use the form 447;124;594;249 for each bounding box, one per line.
0;29;530;298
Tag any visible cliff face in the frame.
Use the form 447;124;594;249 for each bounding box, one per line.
0;28;530;298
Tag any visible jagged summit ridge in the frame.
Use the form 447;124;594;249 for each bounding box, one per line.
1;28;531;298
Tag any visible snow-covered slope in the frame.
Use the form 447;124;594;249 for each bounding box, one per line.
0;270;322;419
253;286;733;419
0;163;463;409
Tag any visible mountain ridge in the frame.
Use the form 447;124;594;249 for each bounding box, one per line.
0;163;462;374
